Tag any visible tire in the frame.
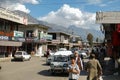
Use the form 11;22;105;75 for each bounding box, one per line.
51;70;55;75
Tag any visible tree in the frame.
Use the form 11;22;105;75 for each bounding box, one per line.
87;33;93;47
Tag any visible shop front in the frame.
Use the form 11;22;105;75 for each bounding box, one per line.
96;12;120;58
0;7;27;58
96;11;120;74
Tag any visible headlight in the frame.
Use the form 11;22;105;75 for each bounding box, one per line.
63;64;68;67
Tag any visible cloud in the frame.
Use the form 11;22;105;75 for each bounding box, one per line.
0;0;39;13
39;4;100;30
9;3;30;13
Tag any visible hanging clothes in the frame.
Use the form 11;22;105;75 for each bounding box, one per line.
117;24;120;33
112;31;120;46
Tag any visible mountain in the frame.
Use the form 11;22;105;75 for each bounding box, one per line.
45;23;104;42
13;10;104;42
68;25;104;42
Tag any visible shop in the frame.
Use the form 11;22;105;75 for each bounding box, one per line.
96;12;120;58
0;7;27;58
96;11;120;74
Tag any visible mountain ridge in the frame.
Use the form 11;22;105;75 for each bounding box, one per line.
14;10;104;42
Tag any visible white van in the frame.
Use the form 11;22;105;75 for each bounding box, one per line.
50;50;73;74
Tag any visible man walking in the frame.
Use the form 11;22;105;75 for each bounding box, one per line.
74;51;83;71
86;54;102;80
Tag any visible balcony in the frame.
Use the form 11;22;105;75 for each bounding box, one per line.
62;40;69;44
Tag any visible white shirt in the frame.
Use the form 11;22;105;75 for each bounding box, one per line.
68;64;80;80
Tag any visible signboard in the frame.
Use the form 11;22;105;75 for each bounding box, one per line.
13;37;25;42
0;31;13;37
14;31;24;37
45;34;52;41
39;32;52;40
96;12;120;23
0;36;9;40
0;7;27;25
26;38;34;42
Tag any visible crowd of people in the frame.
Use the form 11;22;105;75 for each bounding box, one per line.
67;50;103;80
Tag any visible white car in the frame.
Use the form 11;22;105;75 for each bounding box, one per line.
14;51;31;61
50;50;73;74
78;50;88;58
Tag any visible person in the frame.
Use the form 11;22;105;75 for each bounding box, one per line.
67;56;80;80
46;49;50;58
86;54;102;80
0;65;1;70
74;51;83;71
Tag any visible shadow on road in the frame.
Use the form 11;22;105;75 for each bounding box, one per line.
102;75;120;80
38;69;68;77
42;63;49;66
11;59;24;62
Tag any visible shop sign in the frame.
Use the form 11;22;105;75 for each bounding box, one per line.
0;36;9;40
0;31;13;37
13;37;25;42
0;7;26;24
14;31;24;37
45;34;52;41
26;38;34;42
39;32;52;41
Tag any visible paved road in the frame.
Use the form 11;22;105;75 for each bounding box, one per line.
0;57;81;80
0;57;119;80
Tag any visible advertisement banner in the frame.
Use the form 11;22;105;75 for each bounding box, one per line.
14;31;24;37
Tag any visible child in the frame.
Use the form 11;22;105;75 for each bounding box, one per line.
67;56;80;80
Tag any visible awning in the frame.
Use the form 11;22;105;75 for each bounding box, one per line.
0;41;22;46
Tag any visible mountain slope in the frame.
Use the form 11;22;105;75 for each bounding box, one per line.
13;10;104;42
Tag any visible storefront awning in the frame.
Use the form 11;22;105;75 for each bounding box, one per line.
0;41;22;46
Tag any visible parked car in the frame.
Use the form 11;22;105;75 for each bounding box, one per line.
50;50;73;74
78;50;88;59
14;51;31;61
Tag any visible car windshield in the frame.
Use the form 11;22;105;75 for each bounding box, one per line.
15;52;22;55
54;56;68;62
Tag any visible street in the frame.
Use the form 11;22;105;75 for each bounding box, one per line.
0;57;85;80
0;57;120;80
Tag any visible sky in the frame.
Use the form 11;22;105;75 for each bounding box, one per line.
0;0;120;30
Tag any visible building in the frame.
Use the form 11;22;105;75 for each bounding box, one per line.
96;11;120;58
19;24;50;56
0;7;27;58
16;11;50;56
47;31;82;51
